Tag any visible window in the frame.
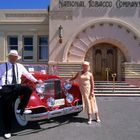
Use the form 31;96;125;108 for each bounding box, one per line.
38;36;48;61
7;36;18;51
23;36;33;61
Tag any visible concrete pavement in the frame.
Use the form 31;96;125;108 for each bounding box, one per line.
0;97;140;140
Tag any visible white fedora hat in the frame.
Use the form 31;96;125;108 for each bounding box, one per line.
82;61;90;66
8;50;21;59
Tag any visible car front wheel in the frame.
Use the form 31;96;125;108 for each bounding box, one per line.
14;98;28;126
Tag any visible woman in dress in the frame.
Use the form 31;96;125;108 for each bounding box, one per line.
70;61;101;124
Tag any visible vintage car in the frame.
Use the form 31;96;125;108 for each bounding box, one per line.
14;65;82;126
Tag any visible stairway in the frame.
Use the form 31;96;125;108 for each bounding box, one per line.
56;64;140;97
57;63;81;78
94;81;140;97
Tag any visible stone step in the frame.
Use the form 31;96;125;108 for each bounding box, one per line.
94;82;138;88
95;90;140;93
95;81;127;83
95;83;129;86
94;82;129;85
94;88;140;90
95;84;138;88
95;85;138;88
94;81;140;96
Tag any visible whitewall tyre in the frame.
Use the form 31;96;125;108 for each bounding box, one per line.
14;98;28;126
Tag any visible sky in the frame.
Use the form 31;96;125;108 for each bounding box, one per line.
0;0;50;9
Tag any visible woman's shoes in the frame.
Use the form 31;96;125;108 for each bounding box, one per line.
87;119;92;124
96;118;101;123
87;118;101;124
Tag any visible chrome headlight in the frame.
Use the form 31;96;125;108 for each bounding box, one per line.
36;83;45;94
66;93;74;103
47;97;55;107
64;80;72;90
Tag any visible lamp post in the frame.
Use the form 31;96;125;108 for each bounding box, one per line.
59;25;63;43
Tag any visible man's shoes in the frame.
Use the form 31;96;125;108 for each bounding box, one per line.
24;109;32;114
16;109;21;114
4;133;11;139
16;109;32;115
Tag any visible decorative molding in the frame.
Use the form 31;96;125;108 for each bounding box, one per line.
67;22;138;62
79;39;89;47
87;34;93;43
63;18;140;62
109;23;113;26
90;25;95;28
76;36;79;39
99;23;104;26
118;25;122;29
73;44;86;53
133;35;137;40
69;51;83;58
5;13;48;18
126;29;130;33
82;29;86;33
50;10;72;20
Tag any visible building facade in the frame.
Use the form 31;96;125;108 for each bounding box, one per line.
0;10;49;65
1;0;140;85
49;0;140;86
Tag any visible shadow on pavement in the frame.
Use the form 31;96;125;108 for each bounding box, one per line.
0;98;86;138
11;115;87;137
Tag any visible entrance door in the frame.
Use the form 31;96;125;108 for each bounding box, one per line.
85;43;117;81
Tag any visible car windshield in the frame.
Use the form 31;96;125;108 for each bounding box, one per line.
24;65;48;73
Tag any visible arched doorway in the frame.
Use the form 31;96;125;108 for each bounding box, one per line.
62;20;140;81
85;43;125;81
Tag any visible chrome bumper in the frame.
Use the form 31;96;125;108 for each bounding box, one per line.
25;105;83;121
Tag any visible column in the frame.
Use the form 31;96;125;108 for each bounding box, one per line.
0;32;6;62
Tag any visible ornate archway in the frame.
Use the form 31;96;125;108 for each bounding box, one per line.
63;19;140;62
62;19;140;80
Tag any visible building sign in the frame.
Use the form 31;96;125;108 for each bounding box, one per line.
59;0;140;9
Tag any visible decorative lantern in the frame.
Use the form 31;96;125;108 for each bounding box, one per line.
59;25;63;43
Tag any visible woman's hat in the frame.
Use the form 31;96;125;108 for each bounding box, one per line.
8;50;21;59
82;61;90;66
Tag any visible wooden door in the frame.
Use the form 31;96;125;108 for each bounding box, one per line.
85;44;117;81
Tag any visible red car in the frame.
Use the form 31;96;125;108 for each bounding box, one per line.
14;65;82;126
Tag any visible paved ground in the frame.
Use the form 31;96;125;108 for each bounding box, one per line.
0;97;140;140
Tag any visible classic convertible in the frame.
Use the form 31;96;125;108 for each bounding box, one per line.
14;65;82;126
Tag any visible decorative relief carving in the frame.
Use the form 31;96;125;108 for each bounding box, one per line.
67;22;138;62
50;10;73;20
